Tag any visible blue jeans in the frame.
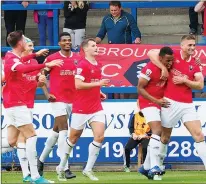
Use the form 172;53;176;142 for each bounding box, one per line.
38;15;53;46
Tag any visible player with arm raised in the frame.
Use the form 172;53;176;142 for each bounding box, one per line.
148;35;206;175
1;31;62;184
57;38;109;181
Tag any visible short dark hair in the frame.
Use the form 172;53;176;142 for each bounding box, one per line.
181;35;196;42
81;38;96;49
7;30;23;48
109;1;121;8
159;47;173;57
59;32;71;41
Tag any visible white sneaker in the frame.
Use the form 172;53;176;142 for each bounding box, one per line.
57;170;67;182
82;170;99;181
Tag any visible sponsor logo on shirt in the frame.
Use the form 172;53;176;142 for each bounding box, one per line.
22;74;36;81
77;68;83;75
171;68;189;79
60;70;75;76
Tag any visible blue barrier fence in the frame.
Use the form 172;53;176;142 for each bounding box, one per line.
36;87;206;102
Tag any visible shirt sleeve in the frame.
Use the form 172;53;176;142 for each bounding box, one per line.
194;64;202;76
75;62;88;81
96;17;107;40
10;58;23;71
139;64;153;81
43;55;53;71
127;13;141;39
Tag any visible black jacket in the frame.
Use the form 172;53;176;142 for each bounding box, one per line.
64;1;89;30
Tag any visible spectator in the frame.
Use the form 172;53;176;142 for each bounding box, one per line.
95;1;141;44
33;1;59;46
123;111;151;172
3;1;29;46
189;7;204;35
63;1;89;50
194;1;206;44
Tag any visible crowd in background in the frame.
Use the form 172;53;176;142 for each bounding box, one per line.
2;1;206;48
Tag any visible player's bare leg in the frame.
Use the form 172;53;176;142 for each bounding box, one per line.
58;128;83;181
16;133;31;182
2;125;19;153
184;120;206;169
38;119;59;176
56;115;75;179
83;121;105;181
159;127;173;167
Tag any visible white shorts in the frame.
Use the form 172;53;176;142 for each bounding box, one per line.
5;106;33;128
70;110;105;130
161;97;199;128
141;107;161;124
50;102;72;118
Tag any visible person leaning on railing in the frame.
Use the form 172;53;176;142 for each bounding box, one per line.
123;111;151;172
95;1;141;44
3;0;29;46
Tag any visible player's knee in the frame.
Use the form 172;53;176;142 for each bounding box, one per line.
8;138;18;147
161;135;170;144
152;129;162;136
94;135;104;143
69;133;81;144
193;131;205;142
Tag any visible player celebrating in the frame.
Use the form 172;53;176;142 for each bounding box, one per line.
57;38;109;181
38;32;81;179
148;35;206;173
137;47;174;180
2;30;62;183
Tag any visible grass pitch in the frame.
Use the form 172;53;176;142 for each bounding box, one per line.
1;171;206;183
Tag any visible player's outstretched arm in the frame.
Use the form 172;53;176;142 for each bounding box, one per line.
75;78;110;90
147;49;169;80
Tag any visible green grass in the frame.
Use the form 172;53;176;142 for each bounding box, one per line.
1;171;206;183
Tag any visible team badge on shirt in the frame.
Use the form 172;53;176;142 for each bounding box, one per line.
77;68;83;75
189;65;193;71
145;69;152;76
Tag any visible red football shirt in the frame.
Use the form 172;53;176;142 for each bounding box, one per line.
138;62;166;109
45;51;81;103
164;50;201;103
72;58;103;114
3;52;29;108
23;59;39;108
